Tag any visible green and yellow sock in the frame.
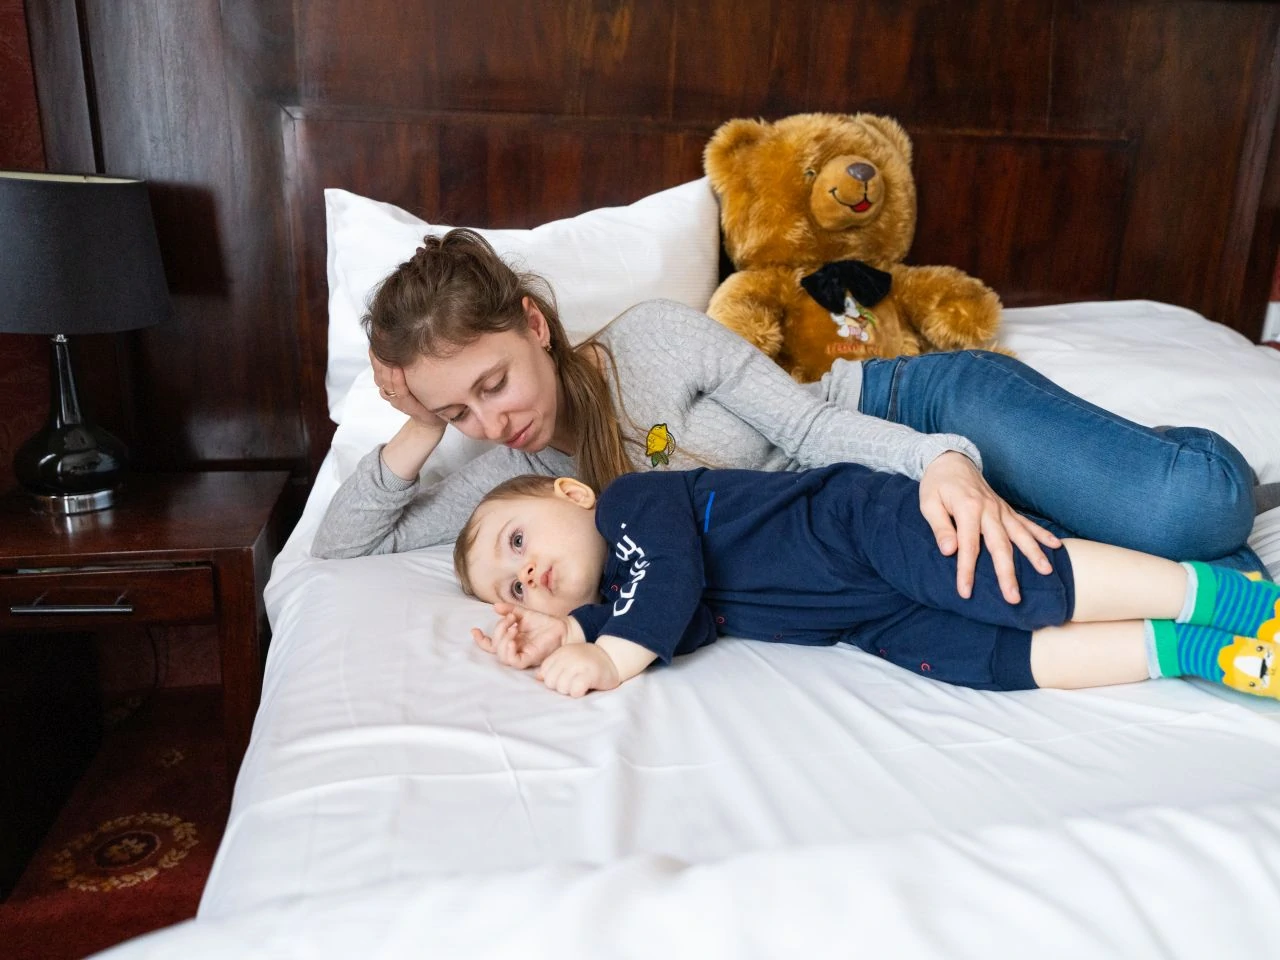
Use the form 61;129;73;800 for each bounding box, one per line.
1146;619;1280;699
1178;562;1280;637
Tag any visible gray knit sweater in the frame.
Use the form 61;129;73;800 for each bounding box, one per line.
311;300;980;558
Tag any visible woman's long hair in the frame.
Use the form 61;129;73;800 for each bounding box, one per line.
364;229;633;493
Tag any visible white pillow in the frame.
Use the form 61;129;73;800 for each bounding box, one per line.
324;179;722;423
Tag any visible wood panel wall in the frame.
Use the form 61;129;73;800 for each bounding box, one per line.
0;0;48;493
16;0;1280;482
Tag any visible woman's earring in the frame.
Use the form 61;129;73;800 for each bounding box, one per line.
544;342;553;353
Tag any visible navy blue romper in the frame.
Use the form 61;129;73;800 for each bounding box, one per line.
570;464;1077;691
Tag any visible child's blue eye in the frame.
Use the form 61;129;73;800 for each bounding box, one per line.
511;580;524;600
510;531;523;551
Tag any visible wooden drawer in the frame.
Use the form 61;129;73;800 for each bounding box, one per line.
0;565;216;632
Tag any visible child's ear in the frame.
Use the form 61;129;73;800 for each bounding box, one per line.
553;477;596;508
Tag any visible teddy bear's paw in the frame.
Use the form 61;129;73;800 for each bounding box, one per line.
916;289;1002;349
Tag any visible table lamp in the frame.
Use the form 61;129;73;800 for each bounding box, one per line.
0;171;170;515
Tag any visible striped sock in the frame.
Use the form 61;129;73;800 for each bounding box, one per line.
1146;619;1280;699
1179;562;1280;637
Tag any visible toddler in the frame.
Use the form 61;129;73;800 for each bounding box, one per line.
455;465;1279;699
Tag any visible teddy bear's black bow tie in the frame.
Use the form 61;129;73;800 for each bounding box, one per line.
800;260;892;314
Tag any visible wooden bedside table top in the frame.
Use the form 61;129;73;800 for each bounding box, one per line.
0;471;291;567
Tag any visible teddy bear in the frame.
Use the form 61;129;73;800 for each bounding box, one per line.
704;112;1003;382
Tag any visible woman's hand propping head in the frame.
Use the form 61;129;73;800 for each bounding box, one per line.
369;348;443;430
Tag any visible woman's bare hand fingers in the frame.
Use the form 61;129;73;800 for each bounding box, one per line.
1023;517;1062;549
952;500;983;599
982;509;1021;604
1006;514;1054;575
919;494;959;557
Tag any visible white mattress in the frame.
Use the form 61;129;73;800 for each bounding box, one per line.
100;302;1280;960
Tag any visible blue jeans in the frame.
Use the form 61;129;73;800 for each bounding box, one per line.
854;351;1264;573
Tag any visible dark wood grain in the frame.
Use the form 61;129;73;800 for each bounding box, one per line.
805;0;1054;131
70;0;301;470
20;0;1280;483
1242;33;1280;334
21;0;93;171
1052;1;1280;332
0;470;289;785
0;472;288;565
911;132;1133;305
0;0;50;495
0;567;216;631
214;547;260;782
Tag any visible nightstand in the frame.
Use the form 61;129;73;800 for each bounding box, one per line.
0;471;292;784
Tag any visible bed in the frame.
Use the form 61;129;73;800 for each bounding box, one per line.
98;179;1280;957
82;3;1280;957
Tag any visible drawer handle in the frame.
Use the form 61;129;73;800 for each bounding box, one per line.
11;603;135;615
10;591;134;616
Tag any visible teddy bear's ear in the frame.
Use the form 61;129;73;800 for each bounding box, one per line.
858;114;913;168
704;118;769;185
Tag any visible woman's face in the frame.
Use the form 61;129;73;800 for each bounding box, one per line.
401;298;562;452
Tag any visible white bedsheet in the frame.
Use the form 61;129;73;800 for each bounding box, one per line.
99;302;1280;959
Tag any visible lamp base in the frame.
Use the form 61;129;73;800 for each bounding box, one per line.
14;334;130;515
29;486;119;516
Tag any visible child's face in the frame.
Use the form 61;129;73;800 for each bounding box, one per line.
464;479;607;616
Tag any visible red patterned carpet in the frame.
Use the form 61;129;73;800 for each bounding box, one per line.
0;687;227;959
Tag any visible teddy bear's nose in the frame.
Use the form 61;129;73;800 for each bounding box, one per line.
847;162;875;183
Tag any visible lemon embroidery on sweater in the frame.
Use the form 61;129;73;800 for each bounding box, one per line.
645;423;675;467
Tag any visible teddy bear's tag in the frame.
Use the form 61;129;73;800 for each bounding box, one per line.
832;293;877;342
802;260;890;346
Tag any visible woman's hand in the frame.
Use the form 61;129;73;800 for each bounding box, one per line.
536;643;620;697
471;603;575;669
918;451;1061;604
370;349;440;427
371;349;451;480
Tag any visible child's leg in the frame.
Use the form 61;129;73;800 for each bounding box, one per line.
1053;539;1280;698
1062;539;1186;621
1030;618;1280;696
1029;621;1150;689
847;605;1226;693
1065;540;1280;635
844;473;1278;644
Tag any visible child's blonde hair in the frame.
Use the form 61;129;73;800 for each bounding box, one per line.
453;474;562;598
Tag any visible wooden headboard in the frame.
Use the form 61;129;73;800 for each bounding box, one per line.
25;0;1280;479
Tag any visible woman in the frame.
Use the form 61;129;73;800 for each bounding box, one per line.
312;230;1264;599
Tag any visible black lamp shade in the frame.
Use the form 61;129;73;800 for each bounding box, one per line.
0;172;169;335
1;171;170;514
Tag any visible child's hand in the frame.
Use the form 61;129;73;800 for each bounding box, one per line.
536;643;620;697
471;604;572;669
